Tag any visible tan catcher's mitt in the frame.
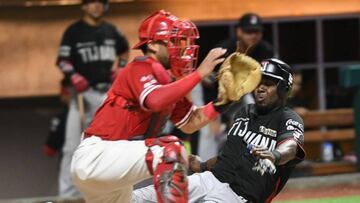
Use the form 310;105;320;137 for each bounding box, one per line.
216;53;262;105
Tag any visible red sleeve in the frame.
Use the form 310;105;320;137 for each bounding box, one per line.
170;97;195;128
145;72;201;111
121;63;161;109
121;58;201;112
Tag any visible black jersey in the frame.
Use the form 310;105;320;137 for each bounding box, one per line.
57;20;129;86
211;104;305;203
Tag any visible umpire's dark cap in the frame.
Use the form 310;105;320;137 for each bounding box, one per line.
237;13;263;32
82;0;108;4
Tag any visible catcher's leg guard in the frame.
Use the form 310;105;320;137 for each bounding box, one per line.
145;135;189;203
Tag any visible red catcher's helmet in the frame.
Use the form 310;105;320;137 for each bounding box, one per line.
133;10;200;77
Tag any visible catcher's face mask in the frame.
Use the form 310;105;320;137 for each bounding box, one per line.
133;10;199;77
168;20;199;77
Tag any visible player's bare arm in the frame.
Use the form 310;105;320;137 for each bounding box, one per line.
251;139;298;165
179;104;219;133
188;154;218;173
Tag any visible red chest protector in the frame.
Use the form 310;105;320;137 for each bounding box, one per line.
85;56;176;140
137;57;174;138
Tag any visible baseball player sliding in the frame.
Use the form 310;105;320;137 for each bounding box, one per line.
133;59;306;203
70;10;241;203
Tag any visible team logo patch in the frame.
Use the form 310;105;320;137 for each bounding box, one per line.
140;74;154;82
250;16;258;25
143;79;157;89
260;61;268;71
285;119;304;131
229;118;277;151
259;126;277;137
104;39;116;45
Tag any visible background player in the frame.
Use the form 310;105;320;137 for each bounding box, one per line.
203;13;274;106
70;10;233;203
133;58;306;203
56;0;129;197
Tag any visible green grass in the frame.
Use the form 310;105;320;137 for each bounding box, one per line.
274;195;360;203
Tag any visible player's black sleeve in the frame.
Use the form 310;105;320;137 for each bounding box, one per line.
277;109;305;165
56;26;77;75
114;28;129;55
57;27;75;65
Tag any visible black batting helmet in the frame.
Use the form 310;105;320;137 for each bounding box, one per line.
260;58;293;98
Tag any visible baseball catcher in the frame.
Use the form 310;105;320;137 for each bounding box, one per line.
70;10;258;203
133;58;305;203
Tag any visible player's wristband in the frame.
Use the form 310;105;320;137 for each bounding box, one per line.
200;161;208;172
212;98;233;114
203;102;220;120
271;150;282;165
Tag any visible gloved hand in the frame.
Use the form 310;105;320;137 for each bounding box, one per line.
71;73;89;92
247;144;277;175
252;158;276;176
216;52;261;105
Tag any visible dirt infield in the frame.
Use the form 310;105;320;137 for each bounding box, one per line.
275;184;360;201
273;173;360;201
1;173;360;203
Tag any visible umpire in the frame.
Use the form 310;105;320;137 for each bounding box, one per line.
133;58;305;203
56;0;129;197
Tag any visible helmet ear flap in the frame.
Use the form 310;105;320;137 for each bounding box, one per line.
261;58;293;99
276;80;286;99
277;80;292;99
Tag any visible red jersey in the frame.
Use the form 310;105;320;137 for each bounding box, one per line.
85;56;194;140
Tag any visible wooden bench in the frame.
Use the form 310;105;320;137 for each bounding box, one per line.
298;108;357;176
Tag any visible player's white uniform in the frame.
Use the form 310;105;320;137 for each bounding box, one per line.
71;57;195;203
71;136;164;202
132;171;248;203
60;88;106;197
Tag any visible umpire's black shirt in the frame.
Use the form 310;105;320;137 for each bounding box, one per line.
216;37;273;63
211;104;305;203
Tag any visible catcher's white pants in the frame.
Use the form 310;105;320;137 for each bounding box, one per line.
133;171;248;203
59;88;106;198
71;136;164;203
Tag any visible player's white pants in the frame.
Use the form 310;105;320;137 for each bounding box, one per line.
71;136;164;203
59;88;106;198
133;171;248;203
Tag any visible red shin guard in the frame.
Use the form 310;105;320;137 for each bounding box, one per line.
145;136;189;203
